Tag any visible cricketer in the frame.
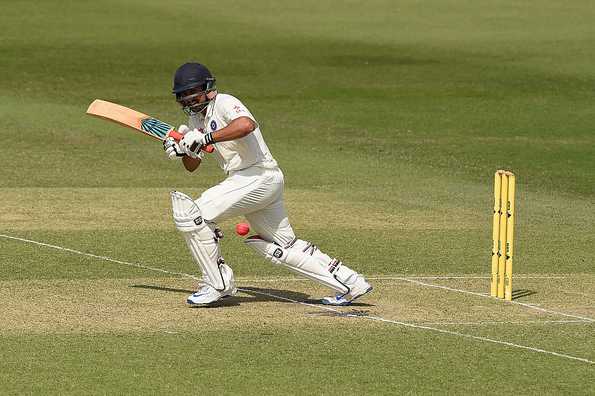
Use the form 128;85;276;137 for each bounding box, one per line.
163;62;373;306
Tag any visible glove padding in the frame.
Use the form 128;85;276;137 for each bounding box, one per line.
163;125;204;160
180;128;208;159
163;137;184;160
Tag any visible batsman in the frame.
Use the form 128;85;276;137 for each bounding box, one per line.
164;62;373;306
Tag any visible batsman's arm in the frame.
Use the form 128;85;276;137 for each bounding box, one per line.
204;117;256;144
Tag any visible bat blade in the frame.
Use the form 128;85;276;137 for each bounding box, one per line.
86;99;213;152
86;99;174;141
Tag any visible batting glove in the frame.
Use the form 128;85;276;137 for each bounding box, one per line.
177;124;191;135
163;137;184;160
180;128;212;159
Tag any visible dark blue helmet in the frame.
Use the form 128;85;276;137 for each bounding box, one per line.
172;63;217;115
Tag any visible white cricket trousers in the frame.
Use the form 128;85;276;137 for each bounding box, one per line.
196;166;296;247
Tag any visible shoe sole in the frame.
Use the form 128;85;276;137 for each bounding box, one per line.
186;300;214;306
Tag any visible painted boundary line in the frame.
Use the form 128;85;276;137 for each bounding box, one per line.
1;233;593;365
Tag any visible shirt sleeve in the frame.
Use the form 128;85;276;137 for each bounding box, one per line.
220;95;256;124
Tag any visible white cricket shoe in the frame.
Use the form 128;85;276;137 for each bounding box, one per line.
186;284;237;306
187;264;237;306
321;274;372;306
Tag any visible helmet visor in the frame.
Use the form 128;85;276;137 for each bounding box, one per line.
176;89;209;116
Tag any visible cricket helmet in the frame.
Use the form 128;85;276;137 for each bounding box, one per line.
172;62;217;115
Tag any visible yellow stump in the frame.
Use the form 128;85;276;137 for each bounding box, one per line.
497;172;508;299
504;172;515;301
490;172;502;297
490;170;516;300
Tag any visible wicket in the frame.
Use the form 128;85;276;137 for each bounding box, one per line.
491;170;516;300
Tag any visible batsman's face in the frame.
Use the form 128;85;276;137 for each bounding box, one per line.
177;87;208;115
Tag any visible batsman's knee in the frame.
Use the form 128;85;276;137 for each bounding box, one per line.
244;236;285;265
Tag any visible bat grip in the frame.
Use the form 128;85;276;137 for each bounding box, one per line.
168;130;214;153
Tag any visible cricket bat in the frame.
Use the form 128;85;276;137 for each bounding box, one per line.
86;99;214;153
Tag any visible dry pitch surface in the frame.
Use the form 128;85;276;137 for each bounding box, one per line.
2;235;593;364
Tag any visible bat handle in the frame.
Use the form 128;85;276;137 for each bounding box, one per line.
168;130;214;153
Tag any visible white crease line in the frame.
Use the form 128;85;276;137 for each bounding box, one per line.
0;234;201;281
2;234;591;322
235;275;568;282
242;288;593;364
559;289;595;299
1;233;593;365
389;275;569;280
417;320;591;326
394;277;595;323
238;275;594;322
351;314;594;365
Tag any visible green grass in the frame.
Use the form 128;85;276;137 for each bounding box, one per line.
2;327;593;394
1;0;594;393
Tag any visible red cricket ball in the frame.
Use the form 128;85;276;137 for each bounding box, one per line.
235;223;250;236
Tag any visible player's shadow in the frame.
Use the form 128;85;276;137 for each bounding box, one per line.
129;284;373;307
239;286;373;307
511;289;536;300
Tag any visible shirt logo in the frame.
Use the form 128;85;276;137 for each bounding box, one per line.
210;120;217;131
233;105;244;114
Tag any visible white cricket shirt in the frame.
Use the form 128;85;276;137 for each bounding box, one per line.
188;93;278;174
